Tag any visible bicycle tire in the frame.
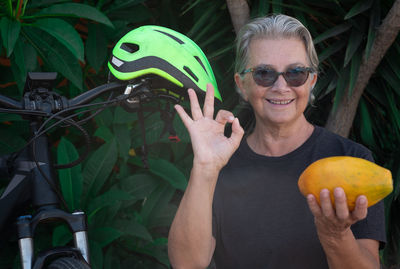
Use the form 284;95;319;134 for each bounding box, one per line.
47;257;90;269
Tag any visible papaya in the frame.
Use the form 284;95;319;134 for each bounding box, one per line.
298;156;393;211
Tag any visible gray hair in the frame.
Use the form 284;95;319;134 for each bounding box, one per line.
235;14;319;96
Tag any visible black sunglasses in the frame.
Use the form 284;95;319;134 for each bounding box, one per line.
240;65;314;87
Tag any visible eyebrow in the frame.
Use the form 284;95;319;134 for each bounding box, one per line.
255;62;307;69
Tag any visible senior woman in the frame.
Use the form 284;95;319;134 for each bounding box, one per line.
168;14;386;268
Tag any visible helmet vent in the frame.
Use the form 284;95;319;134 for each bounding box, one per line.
183;66;199;82
121;43;139;53
154;30;184;44
194;56;208;75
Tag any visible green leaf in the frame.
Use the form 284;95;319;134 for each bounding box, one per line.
365;0;380;60
119;173;160;200
343;28;363;67
344;0;373;20
89;240;103;269
52;224;72;246
313;22;352;45
116;219;153;241
90;227;122;247
23;26;83;89
359;98;375;147
318;40;346;63
272;0;283;14
332;66;350;113
86;23;108;72
33;18;84;61
140;182;175;226
87;188;133;220
94;125;114;143
348;49;362;96
147;158;187;190
114;106;138;124
1;17;21;57
0;128;27;154
83;139;118;200
10;40;26;93
113;124;131;162
57;137;83;211
104;247;121;269
34;3;114;28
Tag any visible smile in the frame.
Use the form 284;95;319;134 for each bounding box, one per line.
267;99;294;105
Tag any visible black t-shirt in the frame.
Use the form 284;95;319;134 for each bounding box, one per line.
211;126;386;269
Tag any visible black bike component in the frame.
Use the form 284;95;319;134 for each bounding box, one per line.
47;257;90;269
33;247;89;269
30;121;62;210
23;72;68;115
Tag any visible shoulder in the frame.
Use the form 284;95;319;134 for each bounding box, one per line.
310;126;373;161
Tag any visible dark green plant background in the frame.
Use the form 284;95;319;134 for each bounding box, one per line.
0;0;399;268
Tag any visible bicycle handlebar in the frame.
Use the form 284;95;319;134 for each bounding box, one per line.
0;81;128;112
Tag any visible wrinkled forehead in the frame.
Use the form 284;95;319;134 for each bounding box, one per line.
247;37;309;68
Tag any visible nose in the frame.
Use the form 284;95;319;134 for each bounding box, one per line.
271;73;289;92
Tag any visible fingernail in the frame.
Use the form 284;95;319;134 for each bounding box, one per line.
359;196;367;205
228;116;234;121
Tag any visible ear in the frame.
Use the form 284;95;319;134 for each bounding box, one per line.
310;73;318;90
234;73;249;101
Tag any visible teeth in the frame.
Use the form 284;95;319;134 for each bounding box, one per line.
268;99;292;105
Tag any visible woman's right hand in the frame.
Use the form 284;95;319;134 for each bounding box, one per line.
175;84;244;170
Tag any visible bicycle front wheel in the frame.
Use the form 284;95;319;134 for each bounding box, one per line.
47;257;90;269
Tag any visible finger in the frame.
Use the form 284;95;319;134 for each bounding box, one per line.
188;88;203;120
229;118;244;148
174;104;193;129
215;110;235;125
334;187;349;220
352;195;368;221
320;189;335;218
203;83;215;119
307;194;322;217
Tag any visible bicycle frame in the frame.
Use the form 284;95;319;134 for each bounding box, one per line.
0;73;129;269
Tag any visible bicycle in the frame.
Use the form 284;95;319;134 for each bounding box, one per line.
0;25;220;269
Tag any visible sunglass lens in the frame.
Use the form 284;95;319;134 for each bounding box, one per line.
284;68;309;87
253;68;277;87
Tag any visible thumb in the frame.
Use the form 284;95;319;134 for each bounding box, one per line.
229;117;244;147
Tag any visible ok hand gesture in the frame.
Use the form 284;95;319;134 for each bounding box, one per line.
174;84;244;171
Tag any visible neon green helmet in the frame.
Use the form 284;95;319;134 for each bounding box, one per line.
108;25;221;102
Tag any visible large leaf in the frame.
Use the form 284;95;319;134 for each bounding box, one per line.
359;98;375;147
344;0;373;20
52;224;72;246
86;23;108;72
23;26;83;89
90;227;122;247
116;219;153;241
119;173;160;200
147;158;187;191
89;240;103;269
365;0;380;60
10;40;26;93
34;3;114;28
57;137;83;211
83;138;118;200
87;188;133;221
33;18;84;61
318;40;346;63
1;17;21;57
343;27;363;67
140;182;175;226
113;124;131;162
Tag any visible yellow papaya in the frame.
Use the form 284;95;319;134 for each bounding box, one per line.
298;156;393;211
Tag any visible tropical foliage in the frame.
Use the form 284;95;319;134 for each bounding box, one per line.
0;0;399;268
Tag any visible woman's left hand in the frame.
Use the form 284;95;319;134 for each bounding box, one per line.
306;187;368;239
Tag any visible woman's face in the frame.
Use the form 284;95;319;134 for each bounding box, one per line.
235;37;317;127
